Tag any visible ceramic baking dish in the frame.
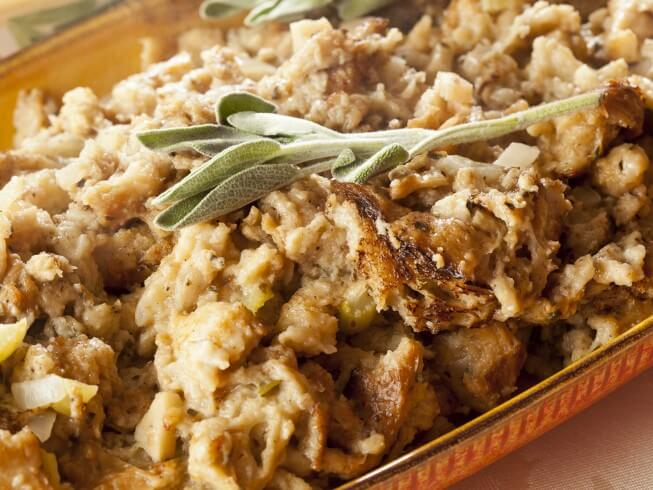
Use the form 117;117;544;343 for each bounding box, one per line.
1;1;652;487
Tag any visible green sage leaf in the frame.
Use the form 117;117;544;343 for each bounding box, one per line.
336;143;408;183
337;0;395;20
216;92;277;125
155;192;209;231
162;164;301;229
331;148;357;170
138;124;221;150
154;139;282;205
190;138;255;157
227;112;342;137
266;140;348;166
245;0;332;25
199;0;401;25
330;148;360;179
243;0;279;25
199;0;259;19
285;148;359;179
138;125;256;154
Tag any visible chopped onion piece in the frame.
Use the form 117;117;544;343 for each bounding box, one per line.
135;391;184;463
27;411;57;442
0;318;29;363
11;374;98;416
494;142;540;169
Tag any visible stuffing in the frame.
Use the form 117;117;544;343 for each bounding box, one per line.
345;337;425;448
135;223;236;340
329;170;570;330
408;71;474;129
277;280;340;356
0;429;55;489
187;354;317;489
106;363;158;431
529;84;643;177
10;336;119;440
155;302;266;415
592;143;650;197
2;1;652;488
134;391;185;463
257;17;425;131
592;231;646;286
600;0;653;62
57;442;184;489
432;322;526;411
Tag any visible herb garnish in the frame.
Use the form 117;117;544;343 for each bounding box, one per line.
199;0;397;25
139;89;608;230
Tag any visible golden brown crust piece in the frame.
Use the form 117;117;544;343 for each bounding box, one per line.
599;81;644;140
432;322;526;412
330;182;497;332
347;337;423;446
59;442;184;489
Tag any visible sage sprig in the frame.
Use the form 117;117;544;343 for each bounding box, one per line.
199;0;398;25
139;89;608;230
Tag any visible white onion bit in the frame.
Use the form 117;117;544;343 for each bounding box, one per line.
494;142;540;169
27;411;57;442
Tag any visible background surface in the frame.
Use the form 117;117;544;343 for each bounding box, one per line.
0;0;117;58
454;369;653;489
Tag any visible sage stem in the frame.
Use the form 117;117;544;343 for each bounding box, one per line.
409;90;603;157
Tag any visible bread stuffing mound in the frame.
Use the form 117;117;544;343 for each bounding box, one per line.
2;1;653;488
